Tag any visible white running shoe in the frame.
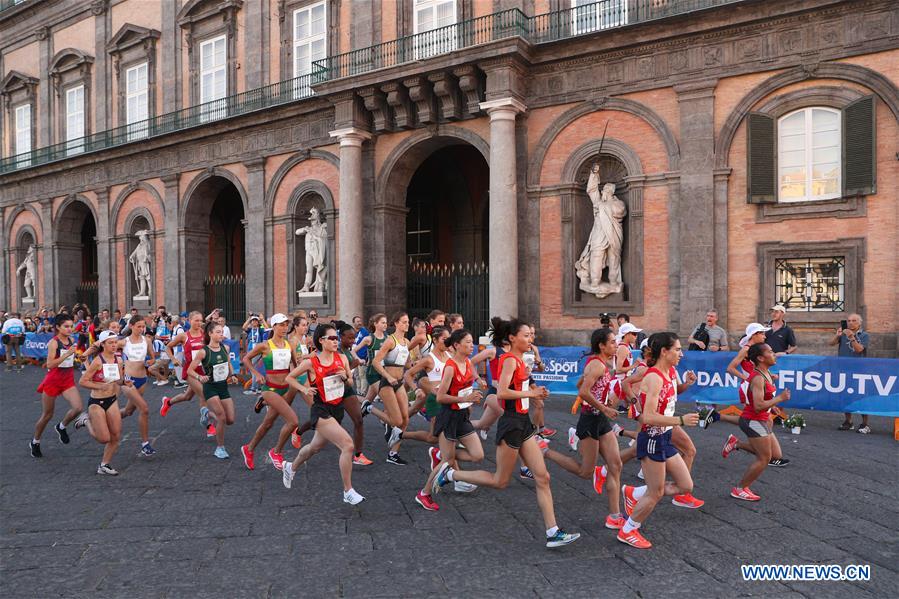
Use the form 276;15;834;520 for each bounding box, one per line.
343;488;365;505
454;481;477;493
387;426;403;448
611;423;623;436
74;412;90;430
568;427;579;452
478;429;488;441
637;468;644;480
282;461;295;489
214;446;229;460
97;464;119;476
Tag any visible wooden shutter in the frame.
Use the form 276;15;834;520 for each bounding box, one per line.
746;112;776;203
843;95;876;196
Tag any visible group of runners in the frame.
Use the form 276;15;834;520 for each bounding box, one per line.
24;307;792;550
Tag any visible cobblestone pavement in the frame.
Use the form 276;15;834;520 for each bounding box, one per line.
1;365;896;598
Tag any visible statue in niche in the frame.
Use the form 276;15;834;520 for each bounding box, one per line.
295;207;328;294
575;163;627;298
16;244;37;301
129;230;152;299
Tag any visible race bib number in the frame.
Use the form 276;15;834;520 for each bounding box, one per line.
323;374;344;403
457;386;473;410
271;348;291;371
60;352;75;368
523;352;536;370
395;344;410;364
520;380;530;411
212;362;229;383
102;363;120;382
297;343;309;355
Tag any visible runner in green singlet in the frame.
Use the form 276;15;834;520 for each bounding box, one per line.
187;322;235;459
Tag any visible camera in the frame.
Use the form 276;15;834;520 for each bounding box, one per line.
599;312;616;326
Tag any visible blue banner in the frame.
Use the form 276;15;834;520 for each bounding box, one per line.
225;339;242;372
527;347;899;417
0;332;54;360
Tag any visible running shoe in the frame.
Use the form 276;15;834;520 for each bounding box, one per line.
206;424;216;438
838;421;854;431
478;429;488;441
454;481;477;493
568;427;579;452
428;447;441;471
282;461;294;489
432;462;452;494
637;468;644;480
388;426;403;448
611;423;623;436
730;486;760;501
291;428;303;449
622;485;638;517
604;514;626;530
593;465;606;495
672;493;704;509
360;400;372;416
140;443;157;457
343;489;365;505
268;450;285;471
415;491;440;511
29;441;42;458
200;407;210;427
546;529;580;548
254;397;264;414
722;434;739;458
172;380;187;389
97;464;119;476
55;422;70;444
353;453;373;466
541;427;557;438
386;453;408;466
160;396;172;417
243;389;257;396
701;407;718;428
74;412;90;430
857;425;871;434
536;437;550;454
617;528;651;549
241;444;255;470
768;458;790;467
519;467;534;480
214;446;229;459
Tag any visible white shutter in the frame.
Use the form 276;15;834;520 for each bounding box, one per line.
65;85;85;155
14;104;32;166
199;35;227;121
126;62;149;139
413;0;457;59
293;1;327;96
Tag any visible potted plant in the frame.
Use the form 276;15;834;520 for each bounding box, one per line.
697;405;713;428
783;413;805;435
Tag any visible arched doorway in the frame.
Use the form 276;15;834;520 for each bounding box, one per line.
405;144;489;335
56;199;98;311
182;175;246;322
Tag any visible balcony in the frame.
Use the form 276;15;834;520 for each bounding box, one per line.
1;0;743;175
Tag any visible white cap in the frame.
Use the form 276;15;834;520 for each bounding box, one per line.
98;330;118;343
269;313;289;326
639;338;649;350
770;304;787;313
739;323;770;347
616;323;643;341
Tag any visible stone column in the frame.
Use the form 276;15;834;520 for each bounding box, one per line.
39;199;55;305
93;0;110;131
36;27;51;147
161;0;178;113
94;187;114;310
330;127;371;321
161;174;181;310
244;158;266;314
244;0;264;89
480;97;526;319
674;80;717;335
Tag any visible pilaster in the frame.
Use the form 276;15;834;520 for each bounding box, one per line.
161;174;181;309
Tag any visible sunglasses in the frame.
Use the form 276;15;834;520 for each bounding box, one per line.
323;335;339;341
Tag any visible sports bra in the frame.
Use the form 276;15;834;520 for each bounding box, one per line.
384;335;410;367
264;338;292;374
124;336;148;362
427;351;448;383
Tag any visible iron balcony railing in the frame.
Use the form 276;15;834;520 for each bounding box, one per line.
1;0;745;174
0;74;313;173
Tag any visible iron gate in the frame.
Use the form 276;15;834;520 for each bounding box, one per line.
75;279;98;314
204;274;246;325
407;261;489;338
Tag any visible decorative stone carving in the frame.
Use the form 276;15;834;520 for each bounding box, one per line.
359;86;391;131
295;207;328;295
428;72;462;121
575;164;627;298
129;230;152;299
404;76;436;124
383;82;413;129
453;65;484;115
16;245;37;301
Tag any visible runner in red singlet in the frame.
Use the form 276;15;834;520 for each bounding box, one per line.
160;311;214;436
30;314;82;457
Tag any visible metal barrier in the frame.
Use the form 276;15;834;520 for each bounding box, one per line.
407;261;489;338
204;274;246;326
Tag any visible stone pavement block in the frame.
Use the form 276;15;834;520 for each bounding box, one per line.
341;571;447;597
154;536;221;561
79;540;166;565
625;570;732;596
153;523;253;542
829;537;898;573
441;563;550;593
0;543;88;570
1;564;110;596
694;525;787;558
292;531;374;555
685;551;794;596
538;556;638;585
533;580;637;598
617;545;700;576
846;565;899;597
215;534;293;558
782;580;874;598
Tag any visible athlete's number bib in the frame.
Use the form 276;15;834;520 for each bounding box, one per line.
271;348;291;371
212;362;229;383
60;352;75;368
323;374;344;403
523;352;536;371
394;344;409;365
457;386;473;410
102;363;120;383
520;380;530;411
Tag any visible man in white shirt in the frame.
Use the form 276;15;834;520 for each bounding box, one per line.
2;312;27;371
218;315;232;340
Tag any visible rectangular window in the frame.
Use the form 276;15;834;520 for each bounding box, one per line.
293;1;326;97
571;0;628;35
65;85;85;155
199;35;227;122
778;107;841;202
126;62;149;140
14;104;32;166
413;0;457;59
775;257;845;312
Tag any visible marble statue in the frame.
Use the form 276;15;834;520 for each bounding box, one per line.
16;244;36;301
129;230;152;299
295;207;328;293
575;163;627;298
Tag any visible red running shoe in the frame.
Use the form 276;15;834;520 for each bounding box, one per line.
540;427;557;438
617;527;652;549
672;493;705;509
206;424;216;438
730;486;761;501
353;453;373;466
593;465;606;495
160;396;172;417
604;514;626;530
622;484;638;517
428;447;441;471
268;449;284;471
722;434;739;458
291;428;302;449
414;491;440;511
240;444;254;470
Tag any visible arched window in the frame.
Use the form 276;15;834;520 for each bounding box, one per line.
777;107;841;202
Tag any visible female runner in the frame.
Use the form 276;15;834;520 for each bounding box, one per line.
282;324;365;505
353;313;388;407
361;312;412;465
119;315;157;456
161;311;213;436
619;332;699;549
30;314;81;457
401;326;450;451
729;343;791;501
415;329;486;511
76;330;131;475
188;321;236;459
239;314;298;470
543;328;624;529
432;317;580;548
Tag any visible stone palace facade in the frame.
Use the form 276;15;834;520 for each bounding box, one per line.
0;0;896;355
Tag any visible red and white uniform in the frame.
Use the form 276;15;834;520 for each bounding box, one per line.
741;370;775;421
737;358;756;407
37;336;77;396
639;367;677;436
182;330;206;380
614;343;633;381
311;353;347;405
582;355;615;415
498;353;530;414
445;358;475;410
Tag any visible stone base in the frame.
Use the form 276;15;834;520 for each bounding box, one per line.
20;298;35;311
296;290;326;303
131;296;152;309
